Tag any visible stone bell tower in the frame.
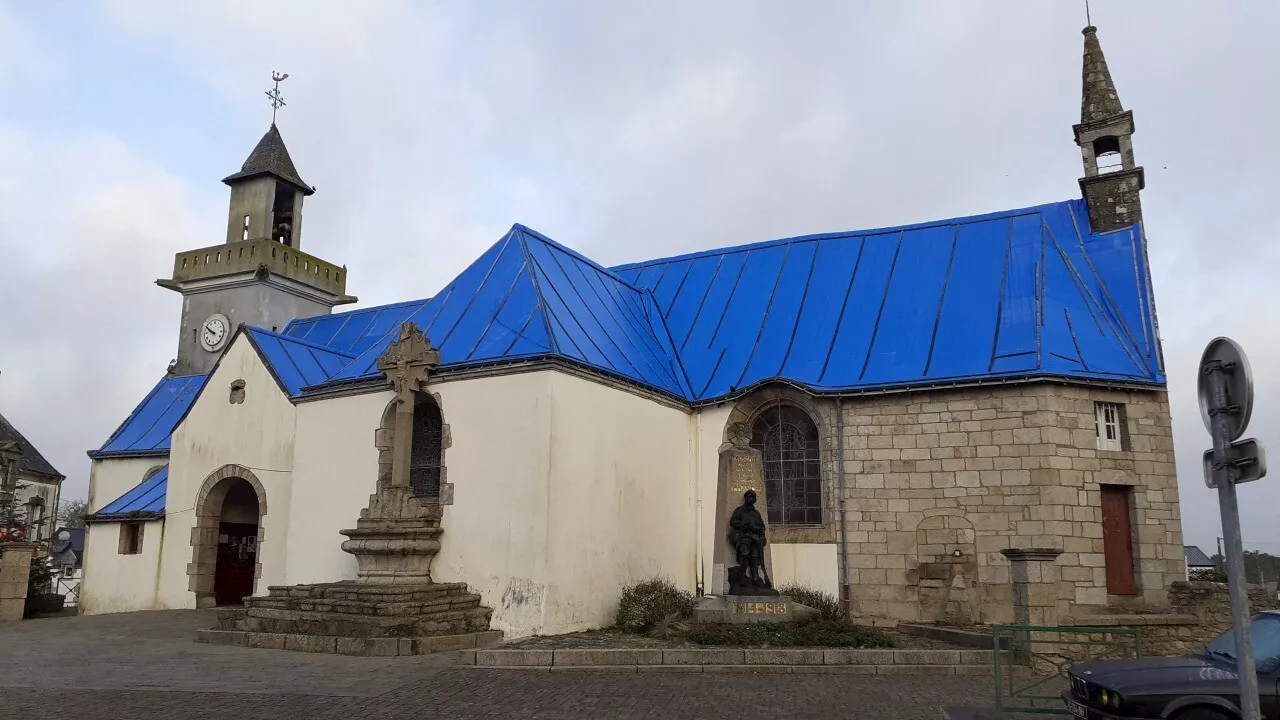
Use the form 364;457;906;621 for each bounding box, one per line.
1073;25;1145;233
158;123;356;376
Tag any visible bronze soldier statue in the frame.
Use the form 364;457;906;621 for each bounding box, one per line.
727;490;774;594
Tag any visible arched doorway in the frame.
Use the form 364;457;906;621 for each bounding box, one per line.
213;480;260;606
189;464;268;608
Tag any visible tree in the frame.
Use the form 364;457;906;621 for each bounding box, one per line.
58;499;88;529
0;479;31;543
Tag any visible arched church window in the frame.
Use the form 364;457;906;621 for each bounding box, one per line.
410;396;443;499
749;403;822;525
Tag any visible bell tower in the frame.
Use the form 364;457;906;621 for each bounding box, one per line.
158;119;356;376
1073;25;1145;233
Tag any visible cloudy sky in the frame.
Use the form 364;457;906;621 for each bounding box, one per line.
2;1;1277;553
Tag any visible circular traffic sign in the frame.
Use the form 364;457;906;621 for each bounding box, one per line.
1198;337;1254;441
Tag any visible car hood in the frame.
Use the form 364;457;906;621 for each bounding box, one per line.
1072;656;1239;695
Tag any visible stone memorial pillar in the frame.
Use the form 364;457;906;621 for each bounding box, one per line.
0;542;37;622
710;422;773;595
1001;547;1064;664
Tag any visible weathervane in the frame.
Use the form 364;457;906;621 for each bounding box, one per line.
265;71;289;124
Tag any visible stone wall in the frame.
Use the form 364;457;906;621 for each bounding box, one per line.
728;380;1183;626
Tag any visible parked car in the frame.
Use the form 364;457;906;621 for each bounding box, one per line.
1064;610;1280;719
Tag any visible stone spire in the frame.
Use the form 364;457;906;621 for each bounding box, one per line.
1072;25;1144;233
1080;26;1124;123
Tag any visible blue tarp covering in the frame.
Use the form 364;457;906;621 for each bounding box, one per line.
319;225;691;397
283;298;432;356
612;199;1162;401
92;375;207;457
93;465;167;519
95;198;1165;458
247;327;356;396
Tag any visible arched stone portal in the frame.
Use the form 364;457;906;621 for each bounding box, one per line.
189;464;268;608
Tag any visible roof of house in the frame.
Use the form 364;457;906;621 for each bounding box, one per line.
0;410;63;480
90;375;206;458
50;527;85;555
90;466;167;521
93;196;1165;460
1185;545;1215;567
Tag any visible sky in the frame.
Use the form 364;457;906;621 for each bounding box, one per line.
1;1;1278;554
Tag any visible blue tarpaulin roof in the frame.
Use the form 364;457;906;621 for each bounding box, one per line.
246;327;356;396
283;298;432;356
95;197;1166;458
92;465;167;520
91;375;207;457
315;225;691;397
612;199;1162;401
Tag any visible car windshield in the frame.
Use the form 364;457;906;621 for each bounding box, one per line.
1205;614;1280;666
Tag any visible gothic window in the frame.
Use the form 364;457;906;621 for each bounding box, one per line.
409;396;443;499
749;403;822;525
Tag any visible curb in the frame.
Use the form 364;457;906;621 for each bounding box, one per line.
460;648;995;675
196;628;503;656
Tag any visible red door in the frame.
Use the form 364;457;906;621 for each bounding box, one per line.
1100;485;1137;595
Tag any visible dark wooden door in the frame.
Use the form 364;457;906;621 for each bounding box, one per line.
1100;485;1137;595
214;522;257;606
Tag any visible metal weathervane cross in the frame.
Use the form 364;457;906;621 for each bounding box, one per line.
266;71;289;124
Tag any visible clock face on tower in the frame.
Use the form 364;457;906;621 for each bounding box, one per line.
200;314;230;352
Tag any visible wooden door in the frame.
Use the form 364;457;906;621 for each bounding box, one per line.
214;522;258;606
1100;485;1137;595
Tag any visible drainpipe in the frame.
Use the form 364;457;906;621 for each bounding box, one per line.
836;397;851;614
693;411;704;596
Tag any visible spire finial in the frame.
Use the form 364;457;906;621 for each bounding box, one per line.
1085;0;1092;28
266;71;289;125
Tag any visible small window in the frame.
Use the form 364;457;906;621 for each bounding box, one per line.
229;379;246;405
242;214;250;241
1095;402;1124;451
1093;136;1123;175
63;566;76;578
118;522;143;555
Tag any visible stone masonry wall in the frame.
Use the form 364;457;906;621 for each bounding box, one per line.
729;381;1183;626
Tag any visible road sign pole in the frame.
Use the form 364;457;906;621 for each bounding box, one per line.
1208;362;1261;720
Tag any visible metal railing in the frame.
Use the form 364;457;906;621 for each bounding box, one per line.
992;625;1143;715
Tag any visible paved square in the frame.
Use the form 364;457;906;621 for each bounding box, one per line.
0;611;994;718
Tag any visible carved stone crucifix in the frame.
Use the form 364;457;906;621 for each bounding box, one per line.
375;322;441;490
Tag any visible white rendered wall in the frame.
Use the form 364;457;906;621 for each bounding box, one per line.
87;457;165;513
287;389;392;585
157;336;298;608
770;543;840;597
78;520;164;614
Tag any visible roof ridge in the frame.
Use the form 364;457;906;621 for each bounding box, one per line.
512;224;649;296
610;200;1070;272
246;325;359;358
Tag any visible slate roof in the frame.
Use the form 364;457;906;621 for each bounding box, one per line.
0;410;63;479
221;124;313;196
90;375;206;458
245;327;356;396
91;466;167;521
1185;545;1215;568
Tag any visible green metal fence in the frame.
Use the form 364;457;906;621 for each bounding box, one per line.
992;625;1143;715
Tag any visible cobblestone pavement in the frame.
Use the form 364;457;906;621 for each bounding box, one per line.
0;611;995;719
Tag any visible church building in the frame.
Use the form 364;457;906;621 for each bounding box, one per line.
81;27;1184;636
